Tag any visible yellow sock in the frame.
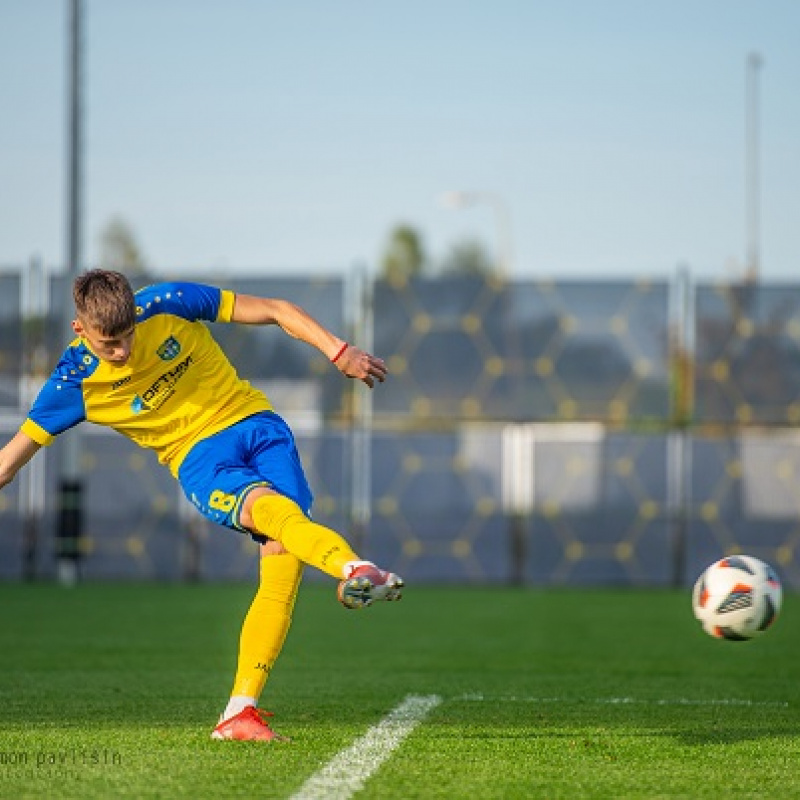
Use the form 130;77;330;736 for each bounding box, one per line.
229;553;303;700
251;494;359;579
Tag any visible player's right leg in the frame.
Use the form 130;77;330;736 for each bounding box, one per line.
178;412;405;607
243;490;404;608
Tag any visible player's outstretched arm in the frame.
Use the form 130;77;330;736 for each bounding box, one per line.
0;432;41;491
230;294;387;389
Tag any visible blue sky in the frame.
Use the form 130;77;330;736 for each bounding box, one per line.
1;0;799;280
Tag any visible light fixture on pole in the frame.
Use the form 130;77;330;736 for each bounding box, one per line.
439;190;514;278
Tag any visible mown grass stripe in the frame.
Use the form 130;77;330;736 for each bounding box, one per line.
290;694;441;800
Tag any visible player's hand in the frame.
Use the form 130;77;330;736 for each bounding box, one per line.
334;345;387;389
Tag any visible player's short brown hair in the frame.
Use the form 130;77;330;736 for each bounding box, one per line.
73;269;137;336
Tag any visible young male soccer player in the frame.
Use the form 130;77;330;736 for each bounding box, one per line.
0;269;404;742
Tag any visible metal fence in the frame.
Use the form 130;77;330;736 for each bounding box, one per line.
1;265;799;588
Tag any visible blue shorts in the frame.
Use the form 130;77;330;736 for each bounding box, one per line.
178;411;313;542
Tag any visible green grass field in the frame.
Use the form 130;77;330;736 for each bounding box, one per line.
0;581;797;799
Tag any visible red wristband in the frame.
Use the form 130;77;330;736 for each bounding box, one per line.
331;342;349;363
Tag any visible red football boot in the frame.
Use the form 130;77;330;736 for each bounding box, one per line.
211;707;287;742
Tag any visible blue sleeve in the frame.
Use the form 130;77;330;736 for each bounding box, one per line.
135;282;224;323
26;345;95;440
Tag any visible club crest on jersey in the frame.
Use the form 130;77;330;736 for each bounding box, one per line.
156;336;181;361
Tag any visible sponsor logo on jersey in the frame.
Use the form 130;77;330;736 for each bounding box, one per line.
130;355;193;413
156;336;181;361
112;376;132;390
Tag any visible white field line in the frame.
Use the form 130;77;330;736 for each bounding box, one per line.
290;694;441;800
456;693;789;708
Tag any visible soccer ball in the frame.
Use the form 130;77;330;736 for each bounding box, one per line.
692;555;782;641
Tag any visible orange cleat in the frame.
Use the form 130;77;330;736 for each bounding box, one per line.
211;707;287;742
337;562;404;609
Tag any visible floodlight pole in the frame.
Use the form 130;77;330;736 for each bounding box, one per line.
56;0;85;586
745;52;763;283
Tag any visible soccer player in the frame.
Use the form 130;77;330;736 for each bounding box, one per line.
0;269;404;742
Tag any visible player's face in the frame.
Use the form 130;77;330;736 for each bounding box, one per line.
73;318;135;365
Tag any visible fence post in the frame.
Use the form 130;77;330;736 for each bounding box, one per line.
20;256;48;580
668;264;693;586
502;424;534;586
349;263;373;554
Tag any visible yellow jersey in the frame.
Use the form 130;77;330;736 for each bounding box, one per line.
22;282;271;476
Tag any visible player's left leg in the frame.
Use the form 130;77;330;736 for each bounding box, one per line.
211;542;302;742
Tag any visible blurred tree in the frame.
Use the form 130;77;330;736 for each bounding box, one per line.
98;217;150;277
439;237;496;277
380;224;427;281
